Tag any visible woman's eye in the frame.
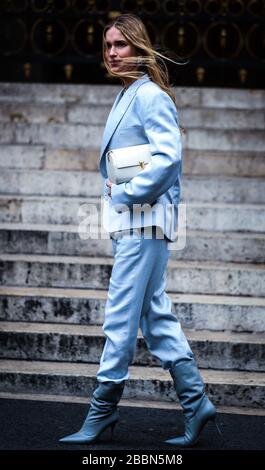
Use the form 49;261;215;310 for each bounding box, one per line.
107;43;126;48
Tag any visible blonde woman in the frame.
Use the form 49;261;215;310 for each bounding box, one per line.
59;13;218;448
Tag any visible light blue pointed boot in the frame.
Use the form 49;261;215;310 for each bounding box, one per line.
164;357;221;447
59;381;125;444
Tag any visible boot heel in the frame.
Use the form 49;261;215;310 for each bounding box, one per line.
110;421;117;440
211;416;222;436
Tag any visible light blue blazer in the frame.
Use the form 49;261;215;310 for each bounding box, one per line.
99;73;182;242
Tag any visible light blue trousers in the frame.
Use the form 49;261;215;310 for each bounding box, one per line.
97;227;193;383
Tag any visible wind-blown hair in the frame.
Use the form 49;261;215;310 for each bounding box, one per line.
102;13;186;111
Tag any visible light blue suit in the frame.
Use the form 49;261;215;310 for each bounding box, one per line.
97;73;192;383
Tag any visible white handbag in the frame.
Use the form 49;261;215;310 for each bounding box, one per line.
106;143;152;184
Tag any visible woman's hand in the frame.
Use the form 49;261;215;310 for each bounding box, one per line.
106;179;112;198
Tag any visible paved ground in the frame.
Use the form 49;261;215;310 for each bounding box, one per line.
0;398;265;451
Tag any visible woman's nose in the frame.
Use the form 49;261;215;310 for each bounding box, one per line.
109;46;117;56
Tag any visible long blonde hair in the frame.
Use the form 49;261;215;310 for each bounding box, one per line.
102;13;185;112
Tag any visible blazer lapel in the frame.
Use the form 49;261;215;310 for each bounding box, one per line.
99;74;150;161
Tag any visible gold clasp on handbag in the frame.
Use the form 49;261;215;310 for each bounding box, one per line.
138;161;145;169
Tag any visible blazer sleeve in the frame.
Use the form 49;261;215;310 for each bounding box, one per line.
110;88;182;213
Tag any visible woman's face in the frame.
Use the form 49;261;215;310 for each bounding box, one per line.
105;26;138;73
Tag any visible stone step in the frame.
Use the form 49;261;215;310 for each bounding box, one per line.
0;359;264;408
0;122;103;149
70;107;265;130
0;101;264;130
0;145;98;171
183;150;265;177
3;391;265;415
0;254;264;297
0;195;264;232
0;83;119;105
0;321;264;372
1;170;264;204
1;145;264;177
1;286;265;332
0;83;264;109
1;122;265;151
1;224;265;264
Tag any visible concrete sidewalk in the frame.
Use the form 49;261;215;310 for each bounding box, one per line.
1;397;264;451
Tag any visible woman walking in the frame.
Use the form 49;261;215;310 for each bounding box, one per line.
59;13;218;448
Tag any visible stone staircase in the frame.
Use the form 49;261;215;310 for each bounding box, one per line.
0;83;265;410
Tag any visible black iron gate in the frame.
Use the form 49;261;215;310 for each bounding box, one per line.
0;0;264;88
